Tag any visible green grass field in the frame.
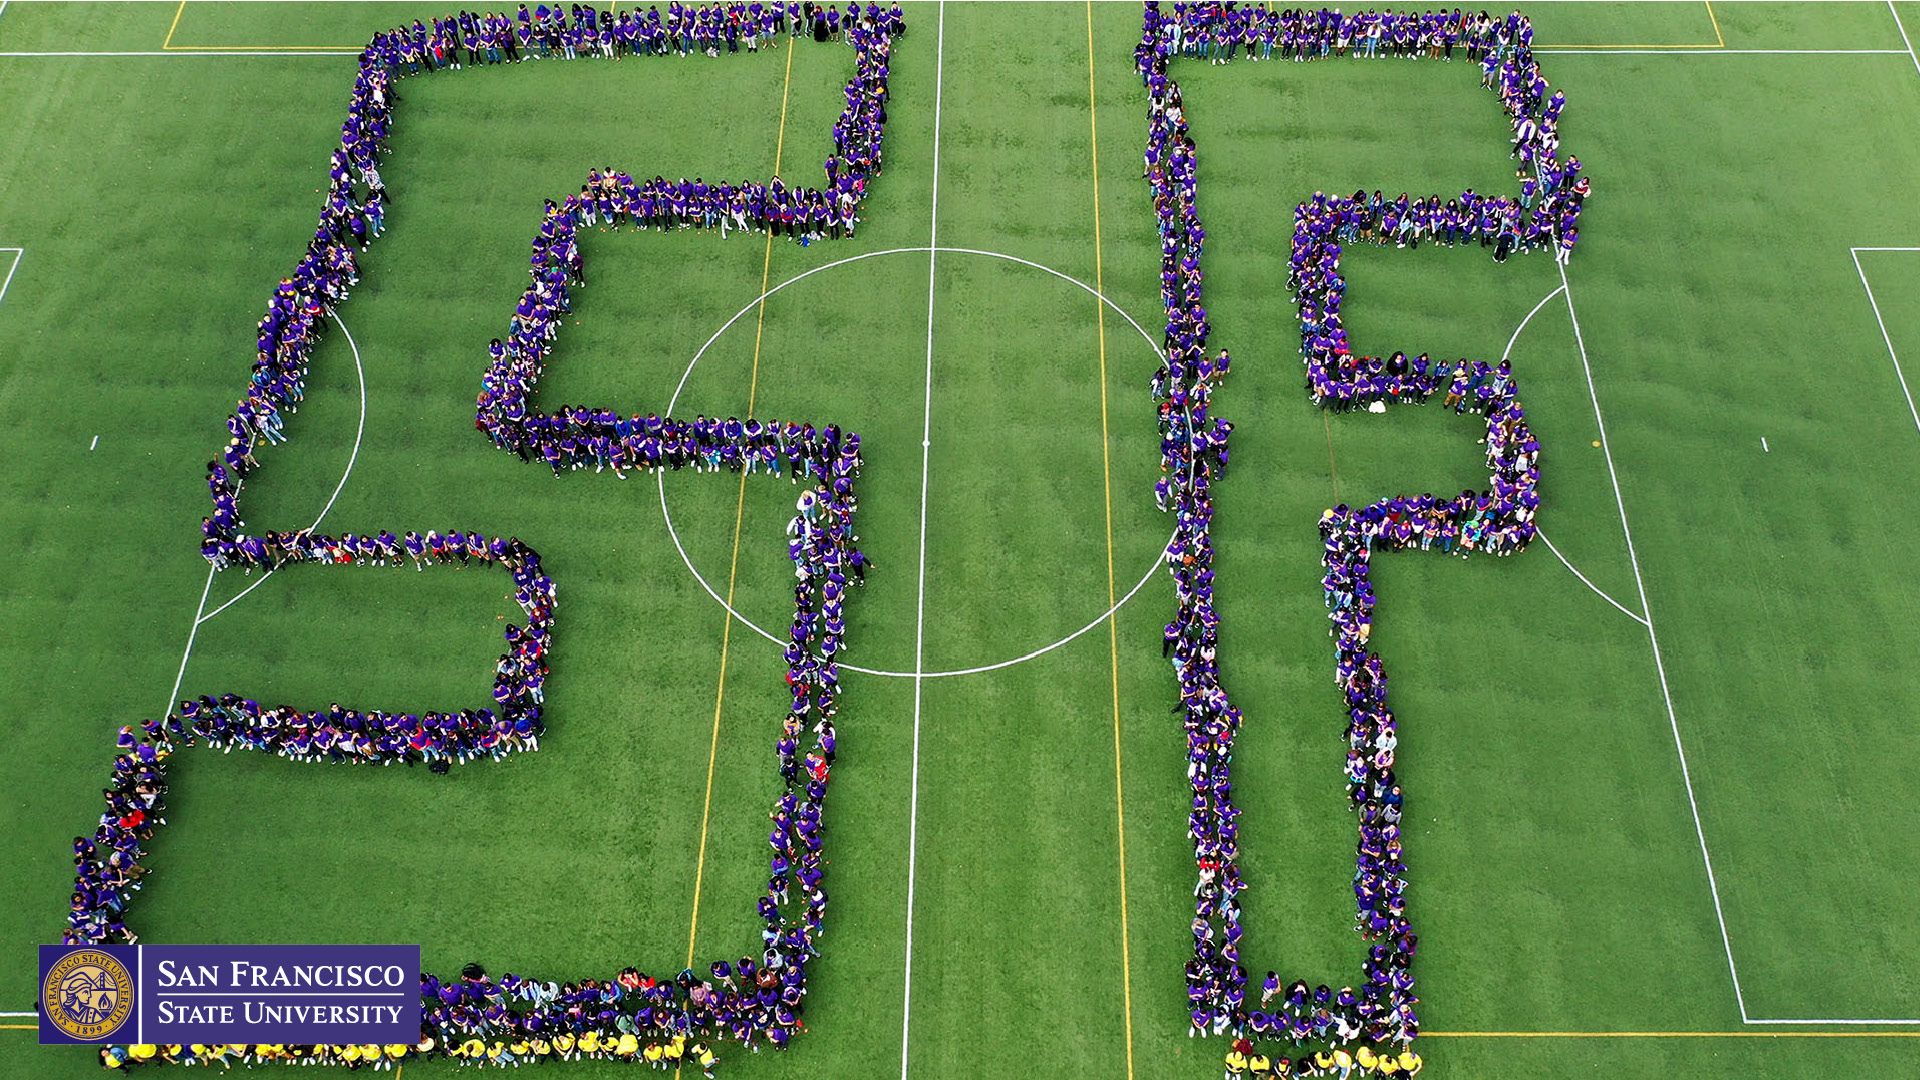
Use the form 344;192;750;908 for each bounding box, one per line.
3;2;1920;1076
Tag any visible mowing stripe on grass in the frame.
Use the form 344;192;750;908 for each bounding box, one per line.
901;7;945;1078
161;0;361;51
684;34;797;976
1558;260;1752;1021
1563;262;1920;1026
1537;0;1722;48
1850;247;1920;437
1085;7;1136;1080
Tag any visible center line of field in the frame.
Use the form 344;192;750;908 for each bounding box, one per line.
684;37;796;977
901;7;944;1080
1086;8;1135;1080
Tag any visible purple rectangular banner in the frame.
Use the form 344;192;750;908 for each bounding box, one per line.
40;944;418;1046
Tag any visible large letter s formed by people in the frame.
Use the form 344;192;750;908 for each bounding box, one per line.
66;5;903;1066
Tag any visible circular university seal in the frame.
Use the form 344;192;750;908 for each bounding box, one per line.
42;949;134;1041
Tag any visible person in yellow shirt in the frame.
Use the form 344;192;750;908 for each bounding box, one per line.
1248;1051;1273;1076
643;1040;665;1069
1332;1046;1354;1078
616;1032;641;1056
1397;1050;1422;1075
1225;1045;1249;1077
1355;1045;1378;1072
693;1040;719;1079
578;1030;601;1056
552;1032;574;1060
665;1034;687;1063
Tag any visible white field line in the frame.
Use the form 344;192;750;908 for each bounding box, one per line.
1556;261;1752;1021
0;247;22;306
1535;528;1649;627
1503;284;1650;626
900;7;942;1080
0;1011;36;1017
1536;47;1907;55
1501;282;1565;363
656;243;1171;679
656;466;1172;678
1892;0;1920;79
1561;261;1920;1026
162;565;218;717
1746;1016;1920;1025
196;311;368;625
0;49;357;56
1851;247;1920;437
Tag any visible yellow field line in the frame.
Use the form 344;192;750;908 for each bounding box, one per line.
163;0;186;49
1087;8;1135;1080
1541;42;1723;49
163;45;362;51
1426;1031;1920;1038
161;0;361;51
1544;1;1726;50
683;38;796;976
0;1024;34;1030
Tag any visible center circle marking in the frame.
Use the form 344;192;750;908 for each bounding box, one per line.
656;245;1175;679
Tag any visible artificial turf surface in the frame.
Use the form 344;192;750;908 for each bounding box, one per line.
2;2;1919;1077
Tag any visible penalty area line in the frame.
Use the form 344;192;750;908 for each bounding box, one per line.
1850;247;1920;437
0;247;22;307
1558;261;1751;1022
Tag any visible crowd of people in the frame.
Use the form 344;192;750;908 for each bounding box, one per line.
80;2;899;1070
366;1;905;70
1140;3;1579;1075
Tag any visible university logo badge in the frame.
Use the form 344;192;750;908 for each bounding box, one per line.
41;948;134;1041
